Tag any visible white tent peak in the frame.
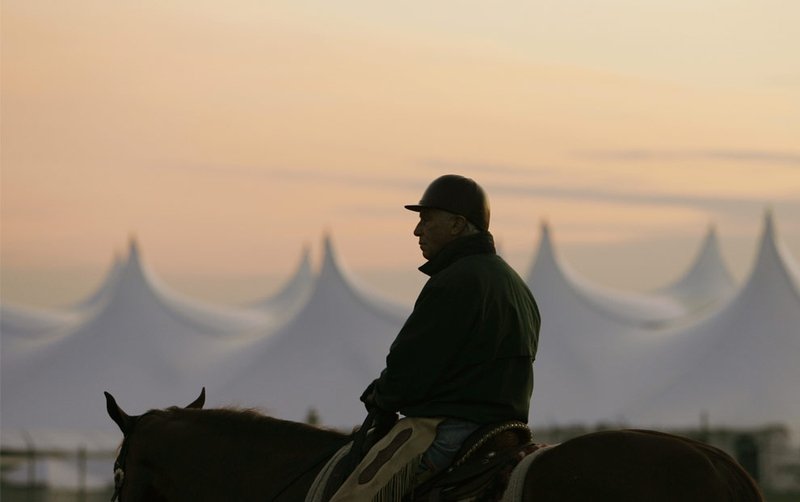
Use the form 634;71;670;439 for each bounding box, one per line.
527;221;687;326
316;232;409;320
217;231;406;426
116;238;162;297
540;219;551;238
251;245;314;315
526;221;553;282
76;254;124;310
1;240;275;430
657;224;736;309
127;235;141;260
322;232;337;266
319;232;343;285
764;206;774;232
526;220;571;286
99;239;273;335
115;236;156;293
747;208;800;298
619;209;800;436
757;208;797;289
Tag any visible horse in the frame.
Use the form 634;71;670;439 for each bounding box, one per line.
104;389;764;501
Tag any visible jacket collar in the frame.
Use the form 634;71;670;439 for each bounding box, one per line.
419;232;496;277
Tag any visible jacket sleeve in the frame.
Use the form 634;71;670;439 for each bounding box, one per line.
372;279;477;412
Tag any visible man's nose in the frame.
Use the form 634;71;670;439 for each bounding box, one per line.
413;221;423;236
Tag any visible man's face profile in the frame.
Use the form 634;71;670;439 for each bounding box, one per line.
413;208;462;260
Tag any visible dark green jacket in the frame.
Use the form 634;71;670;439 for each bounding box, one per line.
371;232;540;423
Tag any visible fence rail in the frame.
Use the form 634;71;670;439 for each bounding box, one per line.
1;447;116;501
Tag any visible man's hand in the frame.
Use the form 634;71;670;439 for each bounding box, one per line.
360;380;378;412
358;379;398;443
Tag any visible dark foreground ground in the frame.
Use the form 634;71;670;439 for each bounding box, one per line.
2;483;798;501
1;484;113;502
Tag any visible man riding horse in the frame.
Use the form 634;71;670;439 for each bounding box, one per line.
334;174;541;498
103;176;764;501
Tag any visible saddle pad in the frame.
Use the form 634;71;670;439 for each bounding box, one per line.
500;443;557;502
329;416;444;502
305;442;352;502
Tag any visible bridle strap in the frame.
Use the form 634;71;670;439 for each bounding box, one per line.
110;412;151;502
265;438;352;501
268;411;393;501
110;467;124;502
111;438;130;501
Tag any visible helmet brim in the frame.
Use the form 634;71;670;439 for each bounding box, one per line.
404;174;490;230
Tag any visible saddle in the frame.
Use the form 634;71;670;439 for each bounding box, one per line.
308;419;540;502
409;421;539;502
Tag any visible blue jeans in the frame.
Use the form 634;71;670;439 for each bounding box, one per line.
418;419;481;474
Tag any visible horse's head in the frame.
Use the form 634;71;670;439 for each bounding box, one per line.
104;388;205;434
104;389;206;501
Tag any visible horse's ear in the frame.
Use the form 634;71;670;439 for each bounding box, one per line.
186;387;205;409
105;391;133;434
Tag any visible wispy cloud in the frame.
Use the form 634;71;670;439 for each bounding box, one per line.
576;149;800;166
421;159;560;177
153;163;421;190
488;181;788;211
158;159;799;217
424;158;797;219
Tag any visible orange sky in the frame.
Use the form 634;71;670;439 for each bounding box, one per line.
2;0;799;306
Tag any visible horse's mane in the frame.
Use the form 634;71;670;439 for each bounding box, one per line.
148;406;349;442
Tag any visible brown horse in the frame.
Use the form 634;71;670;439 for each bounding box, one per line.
104;389;763;501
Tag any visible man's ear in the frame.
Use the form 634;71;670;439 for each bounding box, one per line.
450;215;468;235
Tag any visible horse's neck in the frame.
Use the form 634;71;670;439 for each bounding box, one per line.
258;419;348;463
139;410;348;501
233;417;350;500
256;421;350;500
200;413;348;466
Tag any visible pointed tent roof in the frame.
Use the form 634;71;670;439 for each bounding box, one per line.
525;222;663;424
657;225;737;309
525;223;681;328
525;215;798;429
74;252;124;311
216;233;406;428
620;210;800;434
0;251;119;351
0;239;278;430
251;244;315;317
0;303;83;378
0;250;123;343
527;223;736;328
0;303;81;340
0;253;121;368
117;240;274;335
4;215;797;444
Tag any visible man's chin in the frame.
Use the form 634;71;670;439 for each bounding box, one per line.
421;249;437;260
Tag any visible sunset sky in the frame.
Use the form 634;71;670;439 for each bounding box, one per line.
2;0;799;307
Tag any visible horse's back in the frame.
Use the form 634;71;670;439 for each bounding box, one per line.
521;429;763;502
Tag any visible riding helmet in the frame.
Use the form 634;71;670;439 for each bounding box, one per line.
405;174;490;231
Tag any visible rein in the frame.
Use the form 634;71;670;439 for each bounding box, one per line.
267;412;376;501
264;435;353;501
